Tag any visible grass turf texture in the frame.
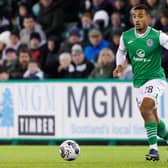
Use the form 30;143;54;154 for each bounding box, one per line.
0;146;168;168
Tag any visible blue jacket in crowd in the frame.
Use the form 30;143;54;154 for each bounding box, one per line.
84;40;109;63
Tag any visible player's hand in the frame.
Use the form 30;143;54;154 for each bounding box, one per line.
113;65;123;78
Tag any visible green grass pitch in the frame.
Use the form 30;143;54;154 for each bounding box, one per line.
0;146;168;168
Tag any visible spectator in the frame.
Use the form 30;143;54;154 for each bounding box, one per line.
16;2;32;29
71;44;94;78
113;0;130;27
57;52;73;78
154;9;168;31
145;0;162;24
89;48;115;78
0;48;17;73
109;12;126;34
42;36;60;78
80;12;95;45
84;28;110;63
20;15;46;44
9;48;31;79
38;0;64;38
29;32;45;66
93;10;110;37
6;30;21;51
109;30;122;54
60;27;82;53
23;60;43;79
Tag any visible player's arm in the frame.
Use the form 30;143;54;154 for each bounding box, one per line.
159;31;168;49
113;35;127;78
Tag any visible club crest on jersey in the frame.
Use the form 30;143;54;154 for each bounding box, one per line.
146;39;153;47
136;49;145;58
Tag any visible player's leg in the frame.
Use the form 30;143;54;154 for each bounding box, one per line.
140;97;159;161
140;98;158;148
140;79;167;160
153;108;168;141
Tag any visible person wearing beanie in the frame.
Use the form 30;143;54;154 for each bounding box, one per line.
71;44;94;78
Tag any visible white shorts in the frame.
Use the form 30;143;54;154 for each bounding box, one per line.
135;79;167;108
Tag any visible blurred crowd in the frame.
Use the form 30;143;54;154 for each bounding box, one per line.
0;0;168;80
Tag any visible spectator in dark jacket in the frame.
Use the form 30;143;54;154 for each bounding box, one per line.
0;48;17;73
29;32;46;67
154;9;168;32
9;48;31;79
60;27;82;53
71;44;94;78
109;30;122;54
38;0;64;38
42;36;60;78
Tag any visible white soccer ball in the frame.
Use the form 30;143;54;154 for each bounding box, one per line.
59;140;80;161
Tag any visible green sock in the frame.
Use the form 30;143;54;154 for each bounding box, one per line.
145;122;157;145
157;120;168;140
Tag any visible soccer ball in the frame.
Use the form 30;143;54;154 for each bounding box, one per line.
59;140;80;161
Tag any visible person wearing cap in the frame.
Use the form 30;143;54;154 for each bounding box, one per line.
60;26;83;53
71;44;94;78
84;28;110;63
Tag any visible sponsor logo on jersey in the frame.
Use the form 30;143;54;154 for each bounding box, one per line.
146;39;153;47
136;49;145;58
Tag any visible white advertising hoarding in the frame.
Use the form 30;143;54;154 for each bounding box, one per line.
0;81;167;139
